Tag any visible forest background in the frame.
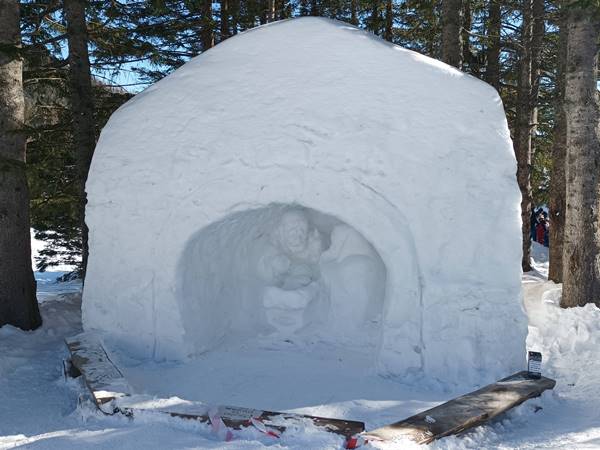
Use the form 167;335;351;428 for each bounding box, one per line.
19;0;564;278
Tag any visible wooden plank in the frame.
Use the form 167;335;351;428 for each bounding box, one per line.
363;371;556;444
65;334;132;412
116;396;364;438
65;333;364;438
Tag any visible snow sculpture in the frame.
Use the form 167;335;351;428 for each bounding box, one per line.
259;210;322;291
260;210;324;335
321;224;386;335
83;17;527;385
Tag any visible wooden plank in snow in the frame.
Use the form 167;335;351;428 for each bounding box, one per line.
65;333;364;438
116;396;365;438
363;371;556;444
65;333;132;412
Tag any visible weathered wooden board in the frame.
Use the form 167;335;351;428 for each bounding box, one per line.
363;371;556;445
65;333;132;412
116;396;364;438
65;333;364;438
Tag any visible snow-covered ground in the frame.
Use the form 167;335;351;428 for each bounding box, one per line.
1;244;599;449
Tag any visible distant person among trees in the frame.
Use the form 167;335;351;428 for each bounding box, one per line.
534;210;549;248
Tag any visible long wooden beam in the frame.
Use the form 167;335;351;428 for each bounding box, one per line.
363;371;556;445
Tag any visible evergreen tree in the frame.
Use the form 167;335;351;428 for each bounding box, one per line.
0;0;42;330
441;0;462;67
65;0;96;278
561;1;600;308
549;1;567;283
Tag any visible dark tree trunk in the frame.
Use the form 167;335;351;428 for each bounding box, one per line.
514;0;544;272
549;7;567;283
278;0;291;19
384;0;393;42
441;0;462;68
0;0;42;330
310;0;318;16
561;4;600;308
200;0;215;50
221;0;230;39
461;0;471;71
268;0;275;21
230;0;239;34
485;0;501;90
274;0;283;20
350;0;358;25
64;0;96;279
370;1;380;35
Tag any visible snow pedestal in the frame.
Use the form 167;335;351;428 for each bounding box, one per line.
83;17;527;386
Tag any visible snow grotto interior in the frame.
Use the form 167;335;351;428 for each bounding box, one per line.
82;16;528;406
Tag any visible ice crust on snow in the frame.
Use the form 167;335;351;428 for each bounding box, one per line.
83;17;526;385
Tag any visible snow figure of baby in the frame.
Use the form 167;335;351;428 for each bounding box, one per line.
320;224;386;336
259;210;324;335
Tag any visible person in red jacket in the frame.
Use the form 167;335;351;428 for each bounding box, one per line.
536;216;547;245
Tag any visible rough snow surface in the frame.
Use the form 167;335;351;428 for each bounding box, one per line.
83;17;525;385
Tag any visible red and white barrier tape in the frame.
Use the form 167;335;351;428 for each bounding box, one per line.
250;417;281;438
346;434;368;449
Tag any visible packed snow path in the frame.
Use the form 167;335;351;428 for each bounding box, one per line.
2;250;600;449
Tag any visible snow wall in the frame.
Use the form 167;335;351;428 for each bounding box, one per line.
83;17;527;385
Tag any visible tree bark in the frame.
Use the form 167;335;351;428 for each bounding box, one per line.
350;0;358;26
561;5;600;308
384;0;393;42
268;0;275;22
64;0;96;279
199;0;214;51
370;1;380;35
514;0;544;272
485;0;501;90
441;0;462;68
461;0;471;71
230;0;239;34
0;0;42;330
548;6;567;283
220;0;230;39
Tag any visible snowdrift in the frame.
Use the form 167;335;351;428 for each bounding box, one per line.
83;17;526;385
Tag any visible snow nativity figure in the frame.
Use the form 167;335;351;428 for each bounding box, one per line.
259;210;324;335
320;224;386;335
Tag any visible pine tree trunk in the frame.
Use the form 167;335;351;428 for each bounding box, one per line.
461;0;471;71
230;0;239;34
561;4;600;308
200;0;215;51
65;0;96;279
514;0;544;272
384;0;393;42
441;0;462;68
309;0;318;16
221;0;230;39
485;0;501;90
350;0;358;25
0;0;42;330
548;6;567;283
268;0;275;22
370;1;380;35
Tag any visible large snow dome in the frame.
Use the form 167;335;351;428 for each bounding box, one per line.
83;17;527;384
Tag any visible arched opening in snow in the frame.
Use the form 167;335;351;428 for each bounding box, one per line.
178;203;387;355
